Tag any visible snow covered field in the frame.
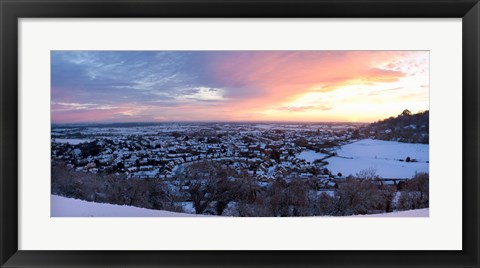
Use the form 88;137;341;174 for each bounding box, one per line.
51;195;206;217
52;138;91;145
335;139;428;162
296;150;329;163
52;195;428;217
327;139;429;178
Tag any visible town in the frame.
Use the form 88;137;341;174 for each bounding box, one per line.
51;119;429;217
51;122;363;188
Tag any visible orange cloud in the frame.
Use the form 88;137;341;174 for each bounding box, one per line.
207;51;418;117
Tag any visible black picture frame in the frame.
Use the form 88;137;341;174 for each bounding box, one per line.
1;0;479;267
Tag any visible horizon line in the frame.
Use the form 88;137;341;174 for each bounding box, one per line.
51;120;372;125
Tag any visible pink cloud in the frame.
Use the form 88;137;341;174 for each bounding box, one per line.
207;51;417;114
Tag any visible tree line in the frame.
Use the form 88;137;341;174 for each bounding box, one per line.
52;160;428;216
362;110;429;144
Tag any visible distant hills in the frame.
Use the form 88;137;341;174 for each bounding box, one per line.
362;110;429;144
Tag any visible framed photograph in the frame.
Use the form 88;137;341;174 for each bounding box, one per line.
1;0;479;267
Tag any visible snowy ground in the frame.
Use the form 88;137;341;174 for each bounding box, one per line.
52;195;428;217
352;208;429;217
327;139;429;178
52;138;91;145
51;195;207;217
296;150;329;163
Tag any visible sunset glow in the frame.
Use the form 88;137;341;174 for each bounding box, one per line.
51;51;429;123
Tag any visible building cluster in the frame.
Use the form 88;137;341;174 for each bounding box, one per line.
51;123;364;190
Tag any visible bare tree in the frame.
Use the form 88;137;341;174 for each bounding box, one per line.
355;167;379;180
334;178;384;215
397;172;429;210
183;161;237;215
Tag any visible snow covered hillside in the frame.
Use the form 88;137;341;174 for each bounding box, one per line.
51;195;207;217
327;139;429;178
52;195;428;217
352;208;429;217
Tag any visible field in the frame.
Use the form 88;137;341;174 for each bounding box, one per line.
326;139;429;178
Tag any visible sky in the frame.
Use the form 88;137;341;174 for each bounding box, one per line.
51;51;429;123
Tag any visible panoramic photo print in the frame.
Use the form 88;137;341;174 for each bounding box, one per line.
51;51;429;217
